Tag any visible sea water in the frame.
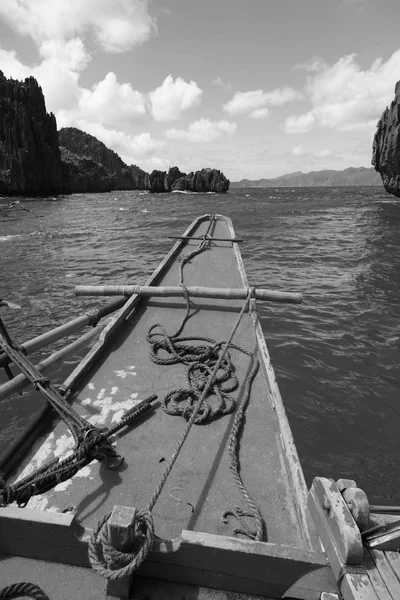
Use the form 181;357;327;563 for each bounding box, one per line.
1;186;399;504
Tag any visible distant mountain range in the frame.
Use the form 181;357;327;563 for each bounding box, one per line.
231;167;382;188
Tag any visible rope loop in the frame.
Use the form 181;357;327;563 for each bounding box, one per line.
0;582;49;600
88;509;154;580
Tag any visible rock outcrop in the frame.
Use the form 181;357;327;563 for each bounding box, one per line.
0;71;63;196
0;73;229;196
148;166;230;193
372;82;400;198
60;147;113;193
58;127;149;190
184;168;230;193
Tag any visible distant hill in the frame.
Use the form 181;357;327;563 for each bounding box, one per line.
231;167;382;188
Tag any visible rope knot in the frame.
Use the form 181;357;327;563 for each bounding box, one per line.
88;509;154;580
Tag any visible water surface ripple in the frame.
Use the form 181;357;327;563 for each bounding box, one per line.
1;187;399;504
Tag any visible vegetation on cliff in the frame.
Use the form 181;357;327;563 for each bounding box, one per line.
372;82;400;198
59;127;149;190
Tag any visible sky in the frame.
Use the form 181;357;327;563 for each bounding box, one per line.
0;0;400;181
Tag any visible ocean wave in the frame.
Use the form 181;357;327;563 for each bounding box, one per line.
0;234;22;241
0;231;43;242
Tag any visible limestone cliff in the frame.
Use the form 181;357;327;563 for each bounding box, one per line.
0;71;63;196
58;127;149;190
0;72;229;196
149;166;230;193
372;82;400;198
60;147;113;193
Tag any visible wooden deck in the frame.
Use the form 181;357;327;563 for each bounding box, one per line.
308;477;400;599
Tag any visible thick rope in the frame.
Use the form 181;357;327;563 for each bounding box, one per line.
0;396;155;506
89;290;254;579
0;583;49;600
88;509;154;580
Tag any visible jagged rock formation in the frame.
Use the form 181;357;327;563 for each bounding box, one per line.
0;71;63;196
184;168;230;193
0;72;229;196
149;166;230;193
372;82;400;198
58;127;149;190
60;147;112;193
164;166;186;191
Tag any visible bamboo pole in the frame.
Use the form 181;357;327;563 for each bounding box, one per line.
0;299;125;369
0;323;105;401
75;284;302;305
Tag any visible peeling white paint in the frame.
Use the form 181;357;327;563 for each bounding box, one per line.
13;380;140;512
88;383;95;390
114;369;136;379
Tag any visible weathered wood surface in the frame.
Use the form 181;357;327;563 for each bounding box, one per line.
0;554;272;600
75;284;303;304
308;477;379;600
0;506;330;598
106;505;137;597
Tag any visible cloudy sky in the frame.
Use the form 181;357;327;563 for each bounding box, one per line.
0;0;399;180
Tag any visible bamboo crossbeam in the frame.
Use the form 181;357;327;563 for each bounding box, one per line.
370;505;400;515
75;285;302;304
168;236;243;242
0;323;105;401
0;299;125;369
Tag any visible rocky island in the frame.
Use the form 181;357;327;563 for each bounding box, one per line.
0;72;229;196
372;82;400;198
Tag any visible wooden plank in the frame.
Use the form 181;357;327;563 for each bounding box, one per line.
385;551;400;583
363;549;394;600
308;478;363;569
0;506;329;598
106;505;137;598
367;549;400;598
75;285;302;305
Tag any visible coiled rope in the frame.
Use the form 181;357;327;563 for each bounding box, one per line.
89;217;265;581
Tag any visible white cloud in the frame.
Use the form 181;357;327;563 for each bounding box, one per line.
249;108;269;120
292;145;305;156
78;73;146;126
285;50;400;133
0;0;156;52
285;112;315;133
314;149;331;158
149;75;202;122
75;122;165;162
165;118;237;143
211;76;232;91
223;86;300;117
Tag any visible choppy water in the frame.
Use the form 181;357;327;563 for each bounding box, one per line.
1;187;399;504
